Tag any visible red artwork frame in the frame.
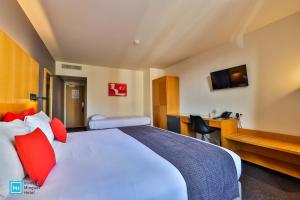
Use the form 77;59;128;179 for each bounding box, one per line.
108;83;127;96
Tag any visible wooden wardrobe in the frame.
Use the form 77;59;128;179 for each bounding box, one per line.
152;76;179;129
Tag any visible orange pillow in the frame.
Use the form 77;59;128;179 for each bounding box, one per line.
15;128;56;187
50;118;67;143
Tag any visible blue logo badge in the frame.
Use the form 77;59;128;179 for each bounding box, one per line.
9;181;23;194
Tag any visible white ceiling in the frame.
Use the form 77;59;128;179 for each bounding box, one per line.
18;0;300;70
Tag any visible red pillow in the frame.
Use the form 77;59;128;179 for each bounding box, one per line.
2;112;25;122
15;128;56;187
2;108;36;122
23;107;36;116
50;118;67;143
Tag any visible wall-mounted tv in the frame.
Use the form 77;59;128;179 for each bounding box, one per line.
210;65;249;90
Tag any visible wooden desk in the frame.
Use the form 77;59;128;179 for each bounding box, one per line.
170;115;238;147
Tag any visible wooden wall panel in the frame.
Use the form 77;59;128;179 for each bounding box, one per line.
0;31;39;118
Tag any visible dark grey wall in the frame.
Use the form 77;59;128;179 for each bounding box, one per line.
53;76;64;121
0;0;64;120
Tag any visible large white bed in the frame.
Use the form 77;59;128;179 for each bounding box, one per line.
7;128;241;200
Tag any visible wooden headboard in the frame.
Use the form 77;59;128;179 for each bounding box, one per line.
0;31;39;118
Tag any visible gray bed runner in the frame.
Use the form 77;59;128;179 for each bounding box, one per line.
119;125;239;200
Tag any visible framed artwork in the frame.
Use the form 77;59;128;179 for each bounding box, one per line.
108;83;127;96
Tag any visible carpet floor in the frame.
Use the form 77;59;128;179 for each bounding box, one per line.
240;161;300;200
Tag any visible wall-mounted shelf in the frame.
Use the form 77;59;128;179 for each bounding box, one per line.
224;129;300;179
226;134;300;155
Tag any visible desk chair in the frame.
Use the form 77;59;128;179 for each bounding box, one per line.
190;115;219;144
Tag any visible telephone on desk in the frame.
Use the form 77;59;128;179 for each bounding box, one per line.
214;111;232;119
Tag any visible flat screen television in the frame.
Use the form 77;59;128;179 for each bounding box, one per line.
210;65;249;90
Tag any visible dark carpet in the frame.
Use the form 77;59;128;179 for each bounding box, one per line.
240;161;300;200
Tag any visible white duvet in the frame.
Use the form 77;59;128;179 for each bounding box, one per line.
7;129;188;200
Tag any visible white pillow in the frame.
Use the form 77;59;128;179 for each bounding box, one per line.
24;111;54;143
90;114;106;120
34;110;51;122
0;120;30;199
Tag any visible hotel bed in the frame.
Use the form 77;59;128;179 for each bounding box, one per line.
88;115;151;130
7;125;241;200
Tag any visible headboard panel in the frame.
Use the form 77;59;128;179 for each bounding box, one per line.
0;31;39;118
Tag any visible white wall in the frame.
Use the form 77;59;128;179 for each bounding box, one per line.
56;62;144;119
143;68;165;124
166;12;300;136
56;61;88;77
